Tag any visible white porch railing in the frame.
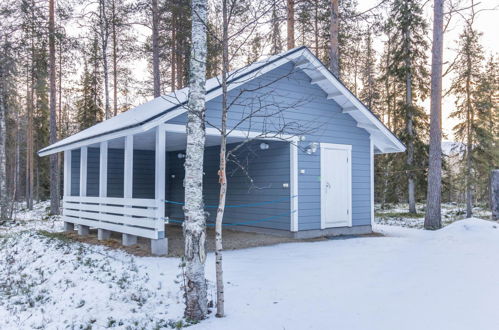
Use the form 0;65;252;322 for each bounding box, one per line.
62;196;164;239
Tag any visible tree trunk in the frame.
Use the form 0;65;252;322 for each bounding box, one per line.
424;0;444;229
49;0;60;216
152;0;161;97
171;21;176;92
99;0;111;120
112;0;119;115
183;0;208;321
214;0;229;317
314;1;319;56
329;0;339;77
286;0;295;49
26;48;34;210
465;42;473;218
0;49;8;220
404;28;417;214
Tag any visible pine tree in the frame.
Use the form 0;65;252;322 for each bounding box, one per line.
386;0;430;213
424;0;444;229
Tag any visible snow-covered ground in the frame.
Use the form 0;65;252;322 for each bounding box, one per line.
1;203;498;329
375;202;492;228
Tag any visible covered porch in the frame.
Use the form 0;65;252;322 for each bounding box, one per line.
60;123;297;255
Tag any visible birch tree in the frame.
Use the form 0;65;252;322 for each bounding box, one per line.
424;0;444;229
183;0;208;321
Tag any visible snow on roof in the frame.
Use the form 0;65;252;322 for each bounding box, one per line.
39;46;404;156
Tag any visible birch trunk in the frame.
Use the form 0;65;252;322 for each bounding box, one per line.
214;0;229;317
152;0;161;97
49;0;60;216
424;0;443;229
183;0;208;321
286;0;295;49
329;0;339;77
0;50;8;220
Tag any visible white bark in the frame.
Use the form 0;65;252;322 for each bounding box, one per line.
214;0;229;317
183;0;208;321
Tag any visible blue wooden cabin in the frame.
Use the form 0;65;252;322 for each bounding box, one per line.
39;47;405;255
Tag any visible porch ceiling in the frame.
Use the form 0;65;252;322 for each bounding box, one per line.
86;127;248;152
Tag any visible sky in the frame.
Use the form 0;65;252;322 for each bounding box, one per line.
358;0;499;140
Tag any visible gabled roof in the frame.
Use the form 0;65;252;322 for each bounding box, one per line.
39;46;405;156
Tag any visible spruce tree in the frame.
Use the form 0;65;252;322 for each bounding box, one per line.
450;24;483;217
386;0;430;213
474;56;498;205
77;38;104;130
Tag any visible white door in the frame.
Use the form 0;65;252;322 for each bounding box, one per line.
320;143;352;228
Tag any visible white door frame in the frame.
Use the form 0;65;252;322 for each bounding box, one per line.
320;143;352;229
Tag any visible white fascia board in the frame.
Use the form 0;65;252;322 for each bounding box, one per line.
39;49;305;157
163;123;295;141
299;50;406;153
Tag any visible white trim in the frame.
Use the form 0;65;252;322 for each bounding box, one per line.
163;123;295;141
124;135;133;198
64;195;156;207
320;143;352;229
289;137;299;232
155;124;166;232
370;138;375;227
79;147;88;197
63;150;71;197
99;141;108;197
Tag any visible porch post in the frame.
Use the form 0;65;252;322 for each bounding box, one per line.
98;141;111;240
151;123;168;255
78;147;89;235
122;135;137;246
290;137;299;232
370;139;375;227
63;150;74;232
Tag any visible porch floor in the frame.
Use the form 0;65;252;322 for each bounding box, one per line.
62;224;325;257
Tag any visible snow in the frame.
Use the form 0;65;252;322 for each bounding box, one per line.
1;203;498;329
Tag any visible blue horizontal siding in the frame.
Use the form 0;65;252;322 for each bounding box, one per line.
168;62;372;230
167;141;291;230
